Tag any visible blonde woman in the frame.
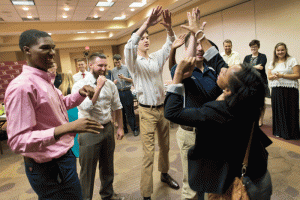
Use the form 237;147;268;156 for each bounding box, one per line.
59;72;74;96
268;43;300;140
59;72;80;157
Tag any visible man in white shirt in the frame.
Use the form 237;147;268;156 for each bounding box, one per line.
73;59;91;83
220;39;241;66
124;6;179;200
72;53;124;200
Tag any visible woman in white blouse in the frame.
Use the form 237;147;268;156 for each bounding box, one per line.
268;43;300;140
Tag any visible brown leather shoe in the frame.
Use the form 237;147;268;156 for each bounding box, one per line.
161;173;180;190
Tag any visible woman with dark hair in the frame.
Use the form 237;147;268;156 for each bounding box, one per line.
243;39;269;127
165;59;272;199
267;42;300;140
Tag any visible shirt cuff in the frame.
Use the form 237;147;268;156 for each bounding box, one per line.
204;46;219;62
44;127;57;146
167;34;176;43
167;83;185;96
75;91;86;103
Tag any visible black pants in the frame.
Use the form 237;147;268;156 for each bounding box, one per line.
119;90;137;132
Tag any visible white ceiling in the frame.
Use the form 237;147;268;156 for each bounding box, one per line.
0;0;157;22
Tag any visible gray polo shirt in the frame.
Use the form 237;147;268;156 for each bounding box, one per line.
110;65;132;90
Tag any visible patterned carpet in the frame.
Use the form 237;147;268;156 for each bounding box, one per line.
0;105;300;200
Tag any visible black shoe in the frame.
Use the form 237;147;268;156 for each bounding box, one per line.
133;130;139;136
161;173;180;190
144;197;151;200
124;129;128;134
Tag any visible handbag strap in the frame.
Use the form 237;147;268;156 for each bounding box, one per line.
241;122;255;177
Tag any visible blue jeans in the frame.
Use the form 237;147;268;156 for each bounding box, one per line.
25;149;83;200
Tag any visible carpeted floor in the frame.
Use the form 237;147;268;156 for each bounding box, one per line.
0;105;300;200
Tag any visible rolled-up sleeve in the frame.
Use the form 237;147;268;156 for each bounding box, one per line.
5;85;56;154
124;33;141;74
154;34;176;70
111;84;123;111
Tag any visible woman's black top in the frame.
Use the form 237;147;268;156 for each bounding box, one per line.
164;92;272;182
243;53;268;85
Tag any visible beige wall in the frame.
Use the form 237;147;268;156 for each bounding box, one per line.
116;0;300;104
0;51;17;62
59;46;114;75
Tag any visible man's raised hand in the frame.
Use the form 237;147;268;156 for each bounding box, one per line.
145;6;163;28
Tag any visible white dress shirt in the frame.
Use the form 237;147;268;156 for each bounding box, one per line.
220;51;241;66
73;70;92;83
72;72;122;124
124;33;175;106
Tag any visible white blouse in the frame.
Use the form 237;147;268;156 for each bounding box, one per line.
268;57;299;89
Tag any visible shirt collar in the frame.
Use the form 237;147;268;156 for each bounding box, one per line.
85;72;96;84
193;63;212;73
22;65;52;83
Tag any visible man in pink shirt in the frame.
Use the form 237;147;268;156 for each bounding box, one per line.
4;29;104;199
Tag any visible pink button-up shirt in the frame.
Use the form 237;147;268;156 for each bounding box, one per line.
4;65;86;163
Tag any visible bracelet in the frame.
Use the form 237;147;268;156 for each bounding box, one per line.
195;30;203;38
197;33;206;43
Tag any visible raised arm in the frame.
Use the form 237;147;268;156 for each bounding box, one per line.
169;34;186;70
181;7;228;74
124;6;164;72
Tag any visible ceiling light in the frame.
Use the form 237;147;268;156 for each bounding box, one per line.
96;1;114;7
64;7;70;11
27;15;32;18
113;15;126;20
48;33;52;35
107;0;112;2
91;31;95;33
130;8;135;11
23;7;29;11
12;0;34;6
99;8;104;11
97;31;106;33
77;31;87;34
129;2;146;7
94;15;98;18
63;15;67;18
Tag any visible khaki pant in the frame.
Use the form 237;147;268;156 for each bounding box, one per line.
176;126;197;200
139;106;170;197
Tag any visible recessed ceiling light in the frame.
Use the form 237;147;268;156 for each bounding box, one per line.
64;7;70;11
27;15;32;18
77;31;87;34
48;33;52;35
97;31;106;33
96;1;114;7
12;0;34;6
113;15;126;20
22;7;29;11
130;8;135;11
94;15;98;18
91;31;95;33
62;15;67;18
99;8;104;11
129;2;146;7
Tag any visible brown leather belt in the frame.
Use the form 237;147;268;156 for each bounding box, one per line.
139;103;164;109
180;125;194;131
118;88;131;92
